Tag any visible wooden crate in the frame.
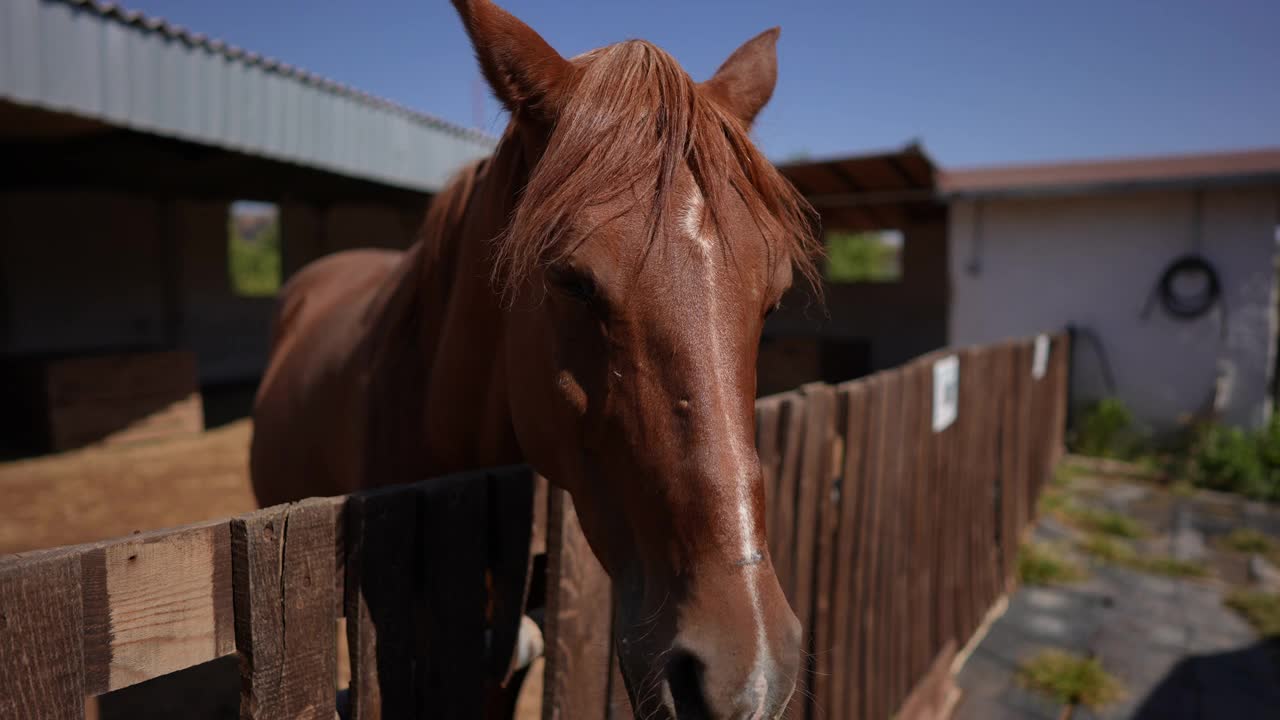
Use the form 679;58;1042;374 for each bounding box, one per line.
39;351;204;451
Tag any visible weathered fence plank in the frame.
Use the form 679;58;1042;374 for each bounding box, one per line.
542;489;612;720
773;393;806;601
345;486;419;720
606;640;635;720
755;394;784;566
418;475;489;719
830;381;868;720
0;551;85;720
487;468;539;685
81;520;234;695
232;498;337;720
997;342;1022;591
807;382;842;718
906;359;932;695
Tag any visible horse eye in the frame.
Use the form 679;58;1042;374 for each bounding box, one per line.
549;268;598;304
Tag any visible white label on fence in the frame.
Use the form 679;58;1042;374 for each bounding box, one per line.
1032;334;1050;380
932;355;959;432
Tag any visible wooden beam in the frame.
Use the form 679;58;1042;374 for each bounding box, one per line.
0;551;86;719
814;163;892;228
80;521;234;695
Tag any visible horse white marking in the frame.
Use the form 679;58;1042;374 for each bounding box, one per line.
683;187;771;696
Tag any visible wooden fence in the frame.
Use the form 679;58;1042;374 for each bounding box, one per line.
0;332;1067;720
541;332;1070;719
0;468;541;720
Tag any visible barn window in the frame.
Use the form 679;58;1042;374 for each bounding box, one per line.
228;201;282;296
824;229;904;283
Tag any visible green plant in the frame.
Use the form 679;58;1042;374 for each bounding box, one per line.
1225;590;1280;638
824;230;902;283
1052;464;1082;488
1062;506;1146;539
1219;528;1276;555
1078;534;1208;578
1074;398;1143;460
1038;488;1070;515
1079;534;1133;563
1188;423;1270;500
1018;650;1124;709
1018;542;1087;586
1137;557;1209;578
228;209;282;297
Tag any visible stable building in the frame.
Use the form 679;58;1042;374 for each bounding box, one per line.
765;144;948;395
775;145;1280;433
1;0;493;451
942;149;1280;432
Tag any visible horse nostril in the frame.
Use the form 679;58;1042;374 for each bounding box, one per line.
667;649;712;719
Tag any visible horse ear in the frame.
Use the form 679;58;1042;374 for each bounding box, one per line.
700;27;781;127
452;0;572;121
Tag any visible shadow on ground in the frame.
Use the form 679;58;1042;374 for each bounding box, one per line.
1131;641;1280;720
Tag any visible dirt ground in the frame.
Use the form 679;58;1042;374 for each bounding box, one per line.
0;420;258;556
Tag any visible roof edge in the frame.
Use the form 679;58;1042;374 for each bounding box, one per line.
940;146;1280;198
64;0;497;147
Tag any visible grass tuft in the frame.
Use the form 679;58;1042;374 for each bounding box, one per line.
1040;493;1147;540
1225;590;1280;638
1067;506;1146;539
1219;528;1276;555
1138;557;1210;578
1078;534;1134;563
1038;488;1070;515
1077;534;1208;578
1018;542;1087;586
1018;649;1124;709
1053;464;1082;488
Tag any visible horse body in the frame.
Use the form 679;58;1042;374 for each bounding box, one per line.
251;2;823;717
252;153;521;506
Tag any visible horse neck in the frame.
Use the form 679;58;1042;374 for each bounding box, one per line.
412;130;529;473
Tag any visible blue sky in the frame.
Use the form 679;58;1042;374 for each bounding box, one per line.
126;0;1279;167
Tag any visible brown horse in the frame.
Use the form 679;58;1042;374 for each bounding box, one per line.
250;1;822;716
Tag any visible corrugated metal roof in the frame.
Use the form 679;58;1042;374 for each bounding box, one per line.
0;0;497;192
940;147;1280;198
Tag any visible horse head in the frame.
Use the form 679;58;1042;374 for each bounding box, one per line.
452;2;822;716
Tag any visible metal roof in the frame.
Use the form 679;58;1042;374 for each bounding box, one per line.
0;0;497;193
940;147;1280;198
777;144;941;228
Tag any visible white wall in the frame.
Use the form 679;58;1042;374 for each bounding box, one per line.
950;187;1280;431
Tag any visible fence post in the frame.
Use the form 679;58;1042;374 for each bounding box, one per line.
542;488;612;720
417;476;489;719
0;552;85;719
232;498;337;720
345;487;418;719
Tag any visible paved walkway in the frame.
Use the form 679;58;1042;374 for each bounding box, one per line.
952;477;1280;719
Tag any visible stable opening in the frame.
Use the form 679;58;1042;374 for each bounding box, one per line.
228;200;282;297
824;229;904;283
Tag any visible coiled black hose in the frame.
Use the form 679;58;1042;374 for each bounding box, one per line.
1149;254;1222;319
1141;254;1226;343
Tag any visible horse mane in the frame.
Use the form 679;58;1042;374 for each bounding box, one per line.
491;39;823;298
